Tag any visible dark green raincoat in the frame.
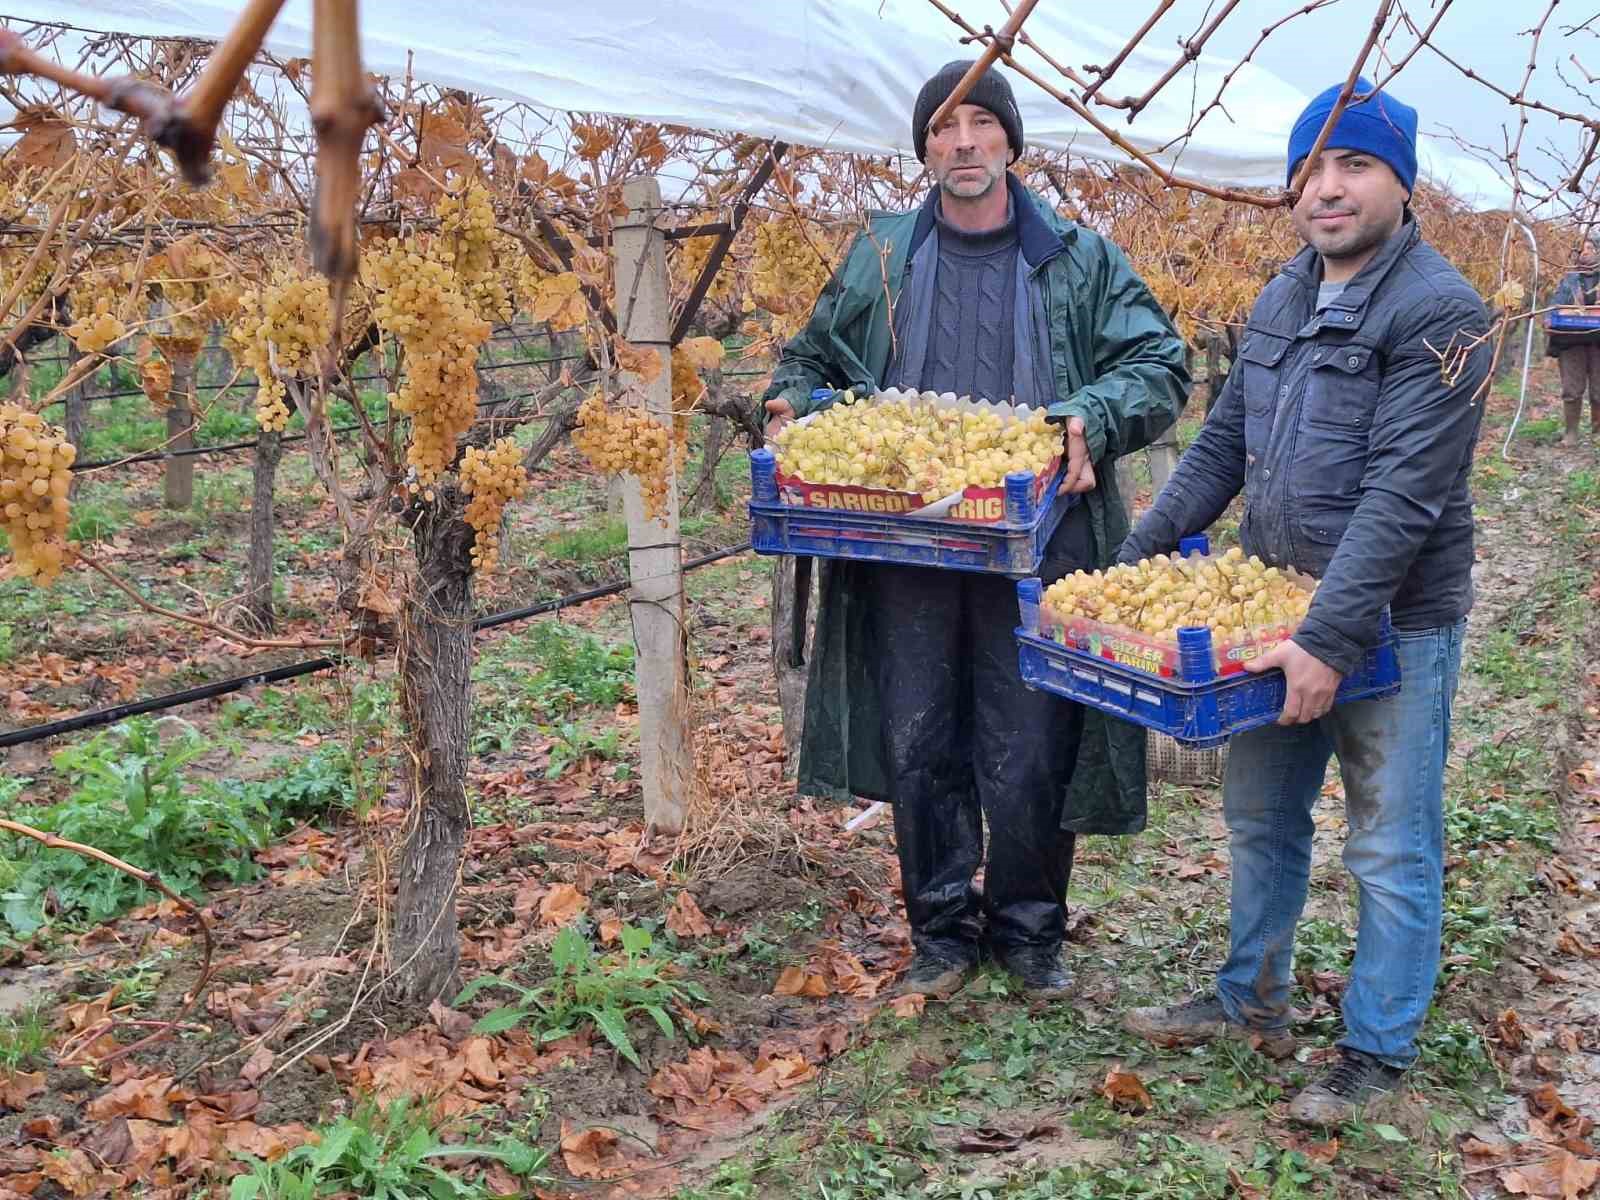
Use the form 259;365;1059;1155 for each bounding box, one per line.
762;176;1190;834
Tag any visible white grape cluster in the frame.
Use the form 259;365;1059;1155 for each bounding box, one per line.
227;270;334;432
0;405;74;585
774;391;1060;494
66;299;125;355
459;437;530;572
573;391;673;521
364;238;492;490
1044;546;1313;643
437;180;512;323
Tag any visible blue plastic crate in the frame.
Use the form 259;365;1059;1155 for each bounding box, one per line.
1548;310;1600;332
748;446;1077;576
1013;568;1402;748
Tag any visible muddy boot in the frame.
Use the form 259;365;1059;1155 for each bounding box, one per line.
992;943;1074;1000
896;946;975;1000
1560;400;1582;446
1287;1047;1405;1125
1123;992;1297;1059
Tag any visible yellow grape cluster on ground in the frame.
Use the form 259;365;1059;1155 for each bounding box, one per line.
459;437;530;572
227;270;334;432
573;391;673;521
0;405;74;585
364;237;492;491
1044;547;1313;643
774;393;1061;495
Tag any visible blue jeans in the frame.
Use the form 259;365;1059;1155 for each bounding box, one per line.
1216;622;1465;1068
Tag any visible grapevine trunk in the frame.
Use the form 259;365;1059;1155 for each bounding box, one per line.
392;487;475;1004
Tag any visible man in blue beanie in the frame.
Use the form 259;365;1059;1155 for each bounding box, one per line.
1117;79;1491;1125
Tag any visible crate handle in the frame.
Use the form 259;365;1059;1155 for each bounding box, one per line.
1016;577;1043;635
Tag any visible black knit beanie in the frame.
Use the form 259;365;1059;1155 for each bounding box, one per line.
912;59;1025;163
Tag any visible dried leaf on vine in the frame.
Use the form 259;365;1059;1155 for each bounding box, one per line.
613;336;663;384
678;336;725;371
530;272;586;331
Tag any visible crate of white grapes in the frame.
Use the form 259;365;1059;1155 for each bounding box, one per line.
749;388;1077;576
1013;534;1402;747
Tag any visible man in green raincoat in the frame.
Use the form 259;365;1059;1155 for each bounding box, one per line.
761;60;1189;999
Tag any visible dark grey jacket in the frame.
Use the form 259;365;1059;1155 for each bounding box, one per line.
1548;269;1600;357
1120;218;1491;675
1553;269;1600;307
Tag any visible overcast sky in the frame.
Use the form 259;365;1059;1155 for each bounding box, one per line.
1145;0;1594;211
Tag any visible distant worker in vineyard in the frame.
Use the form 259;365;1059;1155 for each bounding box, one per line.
1550;235;1600;446
1117;80;1491;1125
761;62;1188;1000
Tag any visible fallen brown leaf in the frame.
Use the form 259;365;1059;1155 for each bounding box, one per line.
1555;928;1600;959
1500;1150;1600;1198
773;966;830;998
560;1124;632;1180
221;1121;315;1161
240;1046;276;1086
889;993;926;1018
955;1126;1022;1153
674;1002;724;1037
1530;1084;1583;1129
666;892;713;939
462;1036;502;1088
428;998;475;1043
1100;1064;1153;1113
540;884;590;927
39;1148;105;1198
1500;1008;1530;1052
20;1115;62;1141
822;946;887;998
80;1117;135;1171
905;1055;945;1084
86;1075;182;1122
1461;1137;1509;1159
0;1070;46;1109
1304;1139;1339;1165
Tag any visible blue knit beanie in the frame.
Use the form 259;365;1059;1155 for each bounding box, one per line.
1286;78;1418;194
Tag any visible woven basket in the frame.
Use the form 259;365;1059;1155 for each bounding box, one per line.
1147;729;1228;785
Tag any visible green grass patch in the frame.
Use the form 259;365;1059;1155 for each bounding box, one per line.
65;492;132;543
543;518;629;563
0;1004;52;1071
229;1096;550;1200
0;719;272;937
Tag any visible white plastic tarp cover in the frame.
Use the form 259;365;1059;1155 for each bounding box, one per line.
2;0;1505;201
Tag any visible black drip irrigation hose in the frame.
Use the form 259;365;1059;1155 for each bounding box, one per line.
0;539;754;750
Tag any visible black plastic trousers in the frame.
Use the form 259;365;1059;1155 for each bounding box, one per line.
863;548;1085;956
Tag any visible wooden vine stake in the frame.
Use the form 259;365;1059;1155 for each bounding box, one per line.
613;176;691;838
